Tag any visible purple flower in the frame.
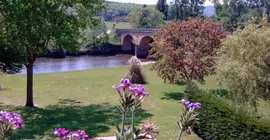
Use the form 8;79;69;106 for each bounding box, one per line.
129;85;149;99
112;79;131;92
181;99;190;107
181;99;201;112
54;128;69;137
54;128;89;140
0;111;24;130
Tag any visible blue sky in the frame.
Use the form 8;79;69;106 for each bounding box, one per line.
107;0;214;6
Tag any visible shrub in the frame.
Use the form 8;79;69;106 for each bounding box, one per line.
150;18;228;83
217;24;270;109
184;83;270;140
125;56;147;84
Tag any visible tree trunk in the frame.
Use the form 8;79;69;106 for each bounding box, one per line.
25;58;35;107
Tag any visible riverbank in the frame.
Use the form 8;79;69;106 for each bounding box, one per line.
0;66;200;140
18;55;155;74
43;43;124;58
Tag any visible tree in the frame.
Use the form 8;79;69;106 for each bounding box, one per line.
150;19;228;83
156;0;169;19
126;7;165;28
171;0;205;20
83;19;109;48
0;0;104;107
0;45;23;73
213;0;270;31
216;24;270;110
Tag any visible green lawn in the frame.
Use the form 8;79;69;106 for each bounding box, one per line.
106;22;133;29
0;66;200;140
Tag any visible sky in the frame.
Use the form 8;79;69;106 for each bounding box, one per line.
107;0;214;6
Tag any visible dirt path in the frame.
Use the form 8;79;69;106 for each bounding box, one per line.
140;61;156;65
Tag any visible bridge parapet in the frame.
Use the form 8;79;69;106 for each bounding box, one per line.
116;28;159;35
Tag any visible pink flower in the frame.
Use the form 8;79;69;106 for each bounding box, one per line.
112;79;131;92
54;128;69;137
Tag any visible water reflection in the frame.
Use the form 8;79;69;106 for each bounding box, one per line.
19;55;144;74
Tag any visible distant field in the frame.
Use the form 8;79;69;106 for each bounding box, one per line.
105;22;133;29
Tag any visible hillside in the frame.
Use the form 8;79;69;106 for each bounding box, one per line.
103;1;215;21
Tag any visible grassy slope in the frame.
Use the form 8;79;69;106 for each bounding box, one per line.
1;66;269;139
0;66;198;140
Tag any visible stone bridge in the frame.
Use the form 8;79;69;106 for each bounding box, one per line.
116;29;159;58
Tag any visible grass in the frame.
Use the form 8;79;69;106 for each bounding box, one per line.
0;66;199;140
1;66;269;139
105;22;133;29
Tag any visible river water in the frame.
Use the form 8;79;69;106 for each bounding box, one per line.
19;55;145;74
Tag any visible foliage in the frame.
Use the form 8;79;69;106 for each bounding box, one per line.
126;7;165;28
185;83;270;140
0;111;24;139
82;19;109;48
216;24;270;109
113;79;158;140
0;0;104;107
156;0;169;19
177;99;200;140
125;56;147;85
0;45;23;73
213;0;270;31
103;1;155;21
150;19;228;83
170;0;205;20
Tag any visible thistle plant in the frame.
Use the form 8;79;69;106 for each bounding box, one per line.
125;56;147;84
113;79;154;140
135;120;159;139
0;111;24;139
177;99;201;140
54;128;89;140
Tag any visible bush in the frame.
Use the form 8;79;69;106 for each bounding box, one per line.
184;83;270;140
217;24;270;109
125;56;147;84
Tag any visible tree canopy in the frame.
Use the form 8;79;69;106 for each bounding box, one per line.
0;0;104;107
169;0;205;20
156;0;169;19
150;19;228;83
213;0;270;31
217;24;270;109
126;7;165;28
103;1;155;21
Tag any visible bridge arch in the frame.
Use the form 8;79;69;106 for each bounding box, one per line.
122;34;135;53
137;36;154;58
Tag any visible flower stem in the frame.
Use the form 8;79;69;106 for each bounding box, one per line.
121;110;127;136
131;109;135;140
177;129;183;140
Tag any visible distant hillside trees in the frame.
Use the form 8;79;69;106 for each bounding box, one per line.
213;0;270;31
156;0;169;19
126;7;165;28
103;1;155;21
169;0;205;20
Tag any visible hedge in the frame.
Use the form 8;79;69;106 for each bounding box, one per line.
184;83;270;140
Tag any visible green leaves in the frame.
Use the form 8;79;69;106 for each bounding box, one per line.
126;7;165;28
0;0;104;55
217;24;270;109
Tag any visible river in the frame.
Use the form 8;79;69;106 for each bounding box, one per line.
19;55;146;74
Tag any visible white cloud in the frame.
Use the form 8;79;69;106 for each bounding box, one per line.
107;0;215;6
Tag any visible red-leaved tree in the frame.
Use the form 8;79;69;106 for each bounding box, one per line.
150;18;228;83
